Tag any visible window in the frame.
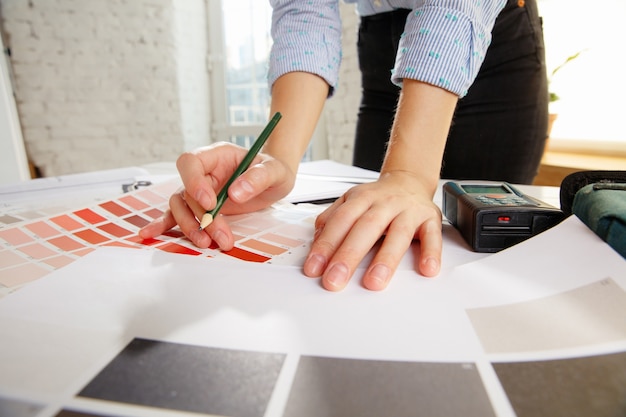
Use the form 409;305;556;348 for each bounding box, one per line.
207;0;273;148
208;0;326;159
538;0;626;152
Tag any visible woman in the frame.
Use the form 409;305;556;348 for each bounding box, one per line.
140;0;548;292
352;1;548;183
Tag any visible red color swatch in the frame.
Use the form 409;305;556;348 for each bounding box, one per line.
223;247;270;263
74;209;107;225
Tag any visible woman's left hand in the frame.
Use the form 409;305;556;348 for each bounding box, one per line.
303;169;442;291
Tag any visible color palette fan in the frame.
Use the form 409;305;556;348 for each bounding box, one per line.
0;178;321;297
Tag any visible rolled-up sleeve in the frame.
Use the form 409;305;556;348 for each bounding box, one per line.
268;0;343;94
392;0;505;97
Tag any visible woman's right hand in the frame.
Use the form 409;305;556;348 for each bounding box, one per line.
138;142;297;251
138;71;329;252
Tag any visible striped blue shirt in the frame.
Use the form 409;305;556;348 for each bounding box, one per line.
269;0;506;97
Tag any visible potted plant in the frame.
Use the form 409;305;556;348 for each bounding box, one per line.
547;50;585;137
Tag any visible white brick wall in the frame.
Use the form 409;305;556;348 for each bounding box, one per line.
0;0;209;176
0;0;360;176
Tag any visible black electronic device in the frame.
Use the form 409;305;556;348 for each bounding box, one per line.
442;181;566;252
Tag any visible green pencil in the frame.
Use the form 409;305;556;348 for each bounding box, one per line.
199;112;282;230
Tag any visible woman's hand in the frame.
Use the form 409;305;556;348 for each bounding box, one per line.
139;142;297;250
140;72;329;255
303;79;456;291
303;170;443;291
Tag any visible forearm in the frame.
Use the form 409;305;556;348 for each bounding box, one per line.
263;72;329;175
381;79;458;196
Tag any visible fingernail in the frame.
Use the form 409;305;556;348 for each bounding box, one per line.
305;254;326;277
137;226;149;239
138;218;160;237
424;257;439;275
195;188;212;209
324;263;349;290
190;229;210;248
213;229;229;249
230;179;254;201
368;264;390;287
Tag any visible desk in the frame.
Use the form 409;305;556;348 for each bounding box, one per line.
0;162;625;417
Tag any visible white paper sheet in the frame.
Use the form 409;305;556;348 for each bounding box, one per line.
2;159;625;417
0;216;624;417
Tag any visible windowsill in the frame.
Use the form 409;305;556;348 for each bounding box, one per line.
546;137;626;157
534;147;626;187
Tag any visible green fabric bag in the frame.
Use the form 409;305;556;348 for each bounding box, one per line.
572;183;626;258
560;171;626;259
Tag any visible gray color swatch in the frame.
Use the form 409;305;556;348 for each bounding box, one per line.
0;396;43;417
283;356;496;417
493;350;626;417
78;338;285;417
467;279;626;354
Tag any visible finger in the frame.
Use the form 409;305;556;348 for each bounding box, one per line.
313;194;345;230
176;151;217;210
138;209;177;239
168;191;212;248
181;188;208;221
138;187;187;239
303;195;368;279
228;160;272;203
416;219;442;277
203;214;235;251
320;204;392;291
227;158;293;206
361;213;418;291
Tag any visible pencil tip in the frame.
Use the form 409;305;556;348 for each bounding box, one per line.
199;213;213;230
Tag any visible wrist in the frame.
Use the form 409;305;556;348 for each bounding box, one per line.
380;79;458;196
378;168;439;198
263;72;329;174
